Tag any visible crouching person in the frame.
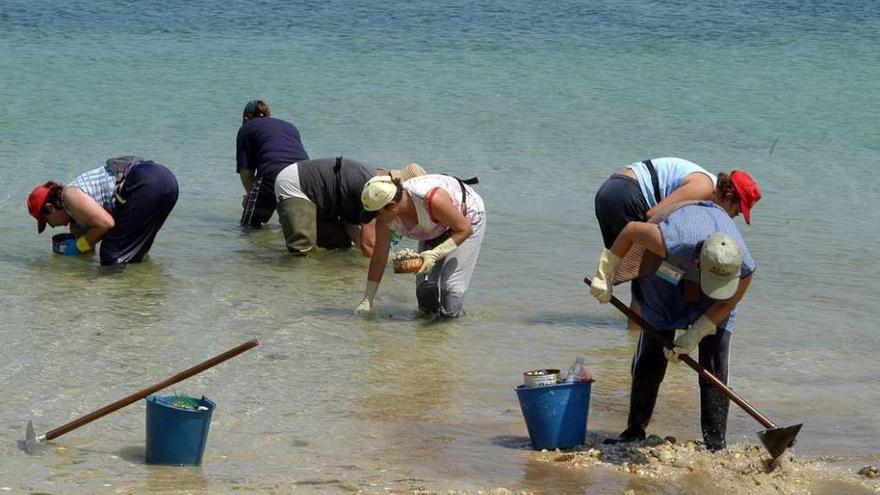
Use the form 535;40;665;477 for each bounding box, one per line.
355;173;486;318
274;157;380;257
27;156;178;266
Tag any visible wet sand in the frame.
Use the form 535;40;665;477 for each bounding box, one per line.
432;433;880;495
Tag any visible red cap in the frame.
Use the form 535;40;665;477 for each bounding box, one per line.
27;183;52;233
730;170;761;224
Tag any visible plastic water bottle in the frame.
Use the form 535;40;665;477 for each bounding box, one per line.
565;356;593;383
565;357;580;383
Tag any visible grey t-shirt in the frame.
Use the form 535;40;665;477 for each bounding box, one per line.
296;158;374;224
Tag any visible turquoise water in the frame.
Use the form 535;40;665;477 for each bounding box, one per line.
1;1;879;493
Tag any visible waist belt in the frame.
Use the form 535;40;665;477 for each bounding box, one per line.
642;159;662;204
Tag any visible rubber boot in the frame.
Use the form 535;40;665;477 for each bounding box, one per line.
603;380;660;445
416;279;441;315
277;197;317;255
700;385;729;451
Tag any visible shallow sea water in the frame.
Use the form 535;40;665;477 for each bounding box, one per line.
1;1;879;493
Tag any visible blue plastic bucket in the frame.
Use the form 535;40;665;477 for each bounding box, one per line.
515;382;592;450
51;233;75;254
145;395;215;465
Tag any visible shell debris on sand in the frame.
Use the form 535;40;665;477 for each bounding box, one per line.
859;465;880;478
392;248;420;262
448;490;537;495
537;433;880;494
392;248;423;273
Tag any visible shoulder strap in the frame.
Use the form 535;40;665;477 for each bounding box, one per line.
642;160;662;204
453;176;470;216
334;157;345;217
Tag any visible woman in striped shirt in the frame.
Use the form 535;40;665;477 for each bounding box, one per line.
26;156;178;266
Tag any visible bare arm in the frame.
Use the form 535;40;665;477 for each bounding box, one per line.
239;169;254;194
703;274;752;324
358;220;376;258
68;223;86;236
62;187;115;249
610;221;665;259
366;216;392;284
427;189;473;245
646;172;714;218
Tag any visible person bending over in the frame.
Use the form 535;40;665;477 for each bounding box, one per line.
588;201;755;451
27;156;178;265
237;99;309;227
355;172;485;318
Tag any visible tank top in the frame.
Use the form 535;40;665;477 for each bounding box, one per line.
389;174;485;241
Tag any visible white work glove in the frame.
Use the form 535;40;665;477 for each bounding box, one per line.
664;315;717;362
589;248;621;304
417;238;458;275
355;281;379;314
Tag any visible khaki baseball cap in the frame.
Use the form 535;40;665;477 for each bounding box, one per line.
700;232;743;300
361;176;398;212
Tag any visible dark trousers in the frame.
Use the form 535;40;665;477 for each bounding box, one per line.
629;326;732;449
241;174;277;227
631;327;730;388
100;161;178;265
594;174;649;248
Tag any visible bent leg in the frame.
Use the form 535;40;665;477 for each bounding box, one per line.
437;215;485;318
699;330;732;451
416;238;442;315
605;327;672;444
277;197;317;255
241;174;278;227
316;216;353;250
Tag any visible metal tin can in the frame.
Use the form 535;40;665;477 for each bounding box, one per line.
523;369;560;387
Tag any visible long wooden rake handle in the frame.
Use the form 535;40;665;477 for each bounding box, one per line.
43;339;258;441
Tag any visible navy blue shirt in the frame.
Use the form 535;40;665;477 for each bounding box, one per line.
236;117;309;178
633;202;756;332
